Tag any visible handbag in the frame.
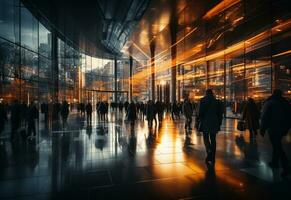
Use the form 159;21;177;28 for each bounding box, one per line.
237;120;246;131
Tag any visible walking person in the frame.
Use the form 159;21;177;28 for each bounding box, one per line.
198;89;223;169
260;89;291;178
86;102;93;125
182;97;193;131
126;102;137;128
146;100;156;129
27;101;39;140
10;100;21;141
242;98;260;138
0;101;8;145
60;100;69;128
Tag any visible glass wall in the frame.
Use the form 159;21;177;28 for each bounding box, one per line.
143;0;291;117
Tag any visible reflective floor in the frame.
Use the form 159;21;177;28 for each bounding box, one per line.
0;111;291;200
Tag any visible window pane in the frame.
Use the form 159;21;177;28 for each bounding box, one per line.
21;4;38;51
21;48;38;81
0;0;19;43
39;23;51;58
0;38;20;77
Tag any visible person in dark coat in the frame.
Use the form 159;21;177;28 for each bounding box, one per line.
260;89;291;178
183;98;193;131
242;98;260;138
126;102;137;127
10;100;21;141
198;89;223;169
155;101;163;122
60;100;69;127
146;100;156;128
0;101;8;142
27;102;39;139
85;102;93;125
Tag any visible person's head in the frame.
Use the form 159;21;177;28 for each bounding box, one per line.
272;89;283;97
247;97;255;103
205;89;213;96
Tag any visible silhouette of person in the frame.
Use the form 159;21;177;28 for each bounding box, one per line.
10;100;21;141
27;101;39;139
242;98;260;138
0;101;8;144
60;100;69;127
260;89;291;178
198;89;223;169
126;102;137;128
183;97;193;131
85;102;93;125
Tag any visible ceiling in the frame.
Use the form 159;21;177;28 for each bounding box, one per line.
21;0;150;58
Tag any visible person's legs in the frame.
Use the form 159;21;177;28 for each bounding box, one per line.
203;132;211;160
209;132;217;163
277;136;289;171
188;118;192;130
269;134;280;168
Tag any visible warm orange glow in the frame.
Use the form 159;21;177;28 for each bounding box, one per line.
203;0;242;20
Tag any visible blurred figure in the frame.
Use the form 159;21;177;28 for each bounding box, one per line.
27;102;39;139
85;102;93;125
126;102;137;128
171;101;179;120
41;102;49;126
97;101;107;121
242;98;260;138
10;100;21;141
0;101;8;144
155;101;163;123
60;100;69;127
260;89;291;178
146;100;156;128
198;89;223;169
183;97;193;131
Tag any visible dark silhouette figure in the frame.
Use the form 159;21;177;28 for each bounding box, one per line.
27;102;39;139
242;98;260;138
260;89;291;178
198;89;223;169
60;101;69;127
85;102;93;125
155;101;163;123
0;102;8;143
40;102;49;126
126;102;137;128
10;100;21;141
146;100;156;128
183;98;193;131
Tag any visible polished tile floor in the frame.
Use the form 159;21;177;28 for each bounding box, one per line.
0;111;291;200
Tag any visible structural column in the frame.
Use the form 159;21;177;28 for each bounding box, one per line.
114;58;118;102
129;56;133;102
52;31;59;103
170;13;177;103
150;41;156;101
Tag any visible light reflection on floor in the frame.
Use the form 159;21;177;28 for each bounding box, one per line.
0;111;290;200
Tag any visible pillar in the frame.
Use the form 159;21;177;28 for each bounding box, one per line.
170;15;177;103
114;58;118;102
129;56;133;102
52;32;59;103
150;41;156;101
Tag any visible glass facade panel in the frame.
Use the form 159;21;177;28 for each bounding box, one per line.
0;0;19;43
39;23;51;58
21;4;38;51
0;38;20;77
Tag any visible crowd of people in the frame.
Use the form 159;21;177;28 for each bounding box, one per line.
0;89;290;177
